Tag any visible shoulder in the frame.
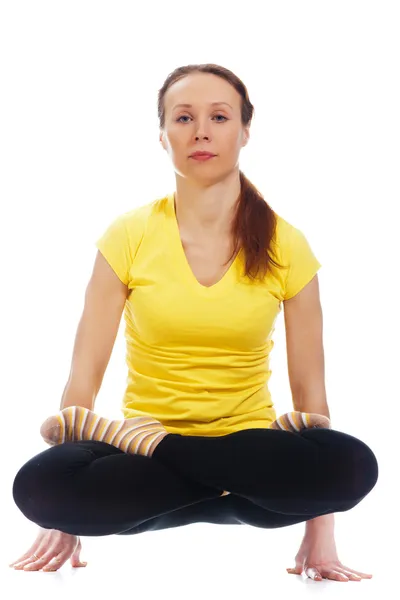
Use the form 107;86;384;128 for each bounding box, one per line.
274;213;296;237
273;213;311;250
114;193;169;230
271;213;295;255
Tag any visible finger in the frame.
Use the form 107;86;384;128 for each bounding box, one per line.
305;567;322;581
9;532;48;566
22;548;62;571
286;568;301;575
71;559;87;568
339;566;373;578
11;556;45;570
22;556;50;571
10;537;49;568
24;551;63;572
71;561;87;568
9;548;41;567
322;569;349;582
23;553;54;571
9;555;32;567
338;569;362;581
70;540;87;568
43;553;70;572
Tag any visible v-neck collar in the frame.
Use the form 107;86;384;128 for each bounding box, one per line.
165;192;242;297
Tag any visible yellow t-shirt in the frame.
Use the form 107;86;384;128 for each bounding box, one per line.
95;192;322;437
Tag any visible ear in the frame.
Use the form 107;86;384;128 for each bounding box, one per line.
159;131;166;150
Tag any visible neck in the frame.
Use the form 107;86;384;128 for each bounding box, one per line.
174;172;241;237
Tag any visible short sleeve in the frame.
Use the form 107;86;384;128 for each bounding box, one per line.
283;223;322;301
95;214;133;286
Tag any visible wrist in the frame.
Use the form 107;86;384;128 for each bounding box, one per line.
305;513;335;532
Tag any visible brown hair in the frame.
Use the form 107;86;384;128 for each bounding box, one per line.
158;63;288;283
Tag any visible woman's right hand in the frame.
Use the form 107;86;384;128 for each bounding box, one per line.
9;526;87;572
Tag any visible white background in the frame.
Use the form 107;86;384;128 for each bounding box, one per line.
1;1;399;596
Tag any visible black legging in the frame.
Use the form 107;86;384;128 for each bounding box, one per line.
12;426;378;537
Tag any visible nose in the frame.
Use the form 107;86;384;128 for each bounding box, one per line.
194;119;212;141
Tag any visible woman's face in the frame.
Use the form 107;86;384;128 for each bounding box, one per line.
160;73;249;183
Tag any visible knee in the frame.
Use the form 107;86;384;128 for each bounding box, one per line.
340;437;379;505
315;429;379;502
354;439;379;495
12;459;43;519
309;429;379;492
12;448;63;517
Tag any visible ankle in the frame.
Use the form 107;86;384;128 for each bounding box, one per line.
148;432;172;458
148;432;170;457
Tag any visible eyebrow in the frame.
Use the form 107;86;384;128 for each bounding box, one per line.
172;102;233;110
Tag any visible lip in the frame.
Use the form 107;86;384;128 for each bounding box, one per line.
191;155;215;161
190;152;216;158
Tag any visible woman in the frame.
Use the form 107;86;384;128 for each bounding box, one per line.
11;63;378;581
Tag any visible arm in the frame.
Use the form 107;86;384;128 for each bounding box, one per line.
283;273;334;534
60;250;129;411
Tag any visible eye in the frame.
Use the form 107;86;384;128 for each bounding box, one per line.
176;115;228;123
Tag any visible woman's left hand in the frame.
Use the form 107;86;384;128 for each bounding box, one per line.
286;530;373;582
